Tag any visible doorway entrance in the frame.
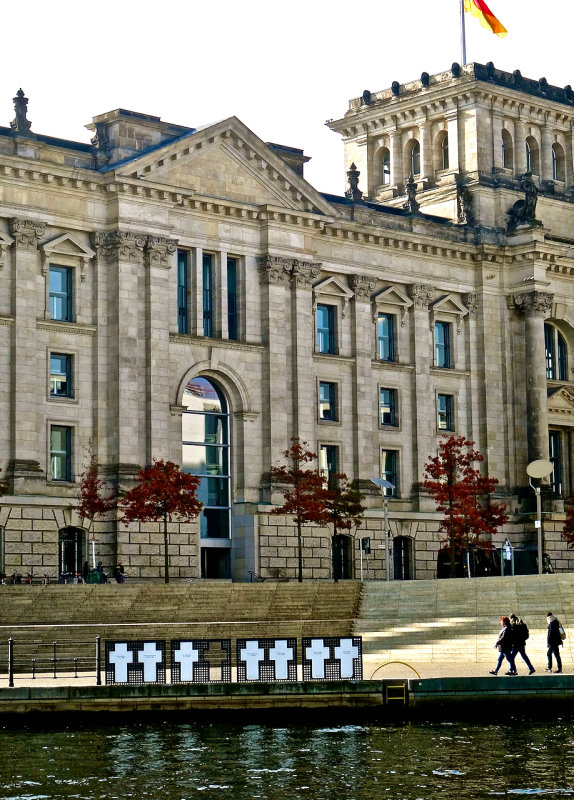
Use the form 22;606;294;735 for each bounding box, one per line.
58;527;85;580
332;534;353;580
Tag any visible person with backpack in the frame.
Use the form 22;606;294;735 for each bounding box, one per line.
489;616;517;676
546;611;565;673
509;613;535;675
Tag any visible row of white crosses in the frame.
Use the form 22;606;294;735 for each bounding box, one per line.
106;637;361;684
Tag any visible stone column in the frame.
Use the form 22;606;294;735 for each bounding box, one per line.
492;115;504;171
514;291;553;463
462;292;481;445
258;256;292;480
144;236;177;464
407;283;435;508
8;218;46;491
514;117;527;176
541;124;554;182
350;275;377;482
92;231;146;482
389;128;403;191
291;260;320;444
418;120;432;184
445;110;460;173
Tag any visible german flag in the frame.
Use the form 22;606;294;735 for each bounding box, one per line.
464;0;507;37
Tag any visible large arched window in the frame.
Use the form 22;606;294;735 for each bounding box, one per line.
552;143;565;181
182;376;231;578
545;323;568;381
381;147;391;185
525;137;540;175
407;139;420;176
502;129;513;170
440;132;449;170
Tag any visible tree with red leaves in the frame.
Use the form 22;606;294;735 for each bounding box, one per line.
76;447;116;566
562;497;574;549
270;439;327;582
323;473;365;581
423;435;509;578
120;459;203;584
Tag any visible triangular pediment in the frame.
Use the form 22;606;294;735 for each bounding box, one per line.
548;386;574;420
41;233;95;260
430;294;468;317
114;117;336;216
313;276;354;300
0;229;14;248
373;286;413;309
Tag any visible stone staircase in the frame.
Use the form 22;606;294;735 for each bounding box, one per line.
0;581;362;673
354;573;574;675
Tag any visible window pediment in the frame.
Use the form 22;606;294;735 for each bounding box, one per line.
313;276;354;317
548;386;574;420
430;293;468;332
40;233;95;280
372;285;413;324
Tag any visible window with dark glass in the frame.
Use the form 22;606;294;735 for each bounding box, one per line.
177;250;188;334
441;134;449;170
525;137;540;175
377;313;395;361
552;144;565;181
319;382;337;421
502;130;513;170
182;377;231;540
319;444;338;481
317;304;336;354
545;323;567;380
435;320;451;368
203;254;214;337
379;388;397;426
381;148;391;185
549;430;563;496
410;141;420;176
50;425;72;481
437;393;453;431
49;266;73;322
380;449;398;497
50;353;73;398
227;257;238;340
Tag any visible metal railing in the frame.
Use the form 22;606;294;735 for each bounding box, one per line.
5;636;102;688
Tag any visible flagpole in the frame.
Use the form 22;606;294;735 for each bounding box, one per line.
460;0;467;65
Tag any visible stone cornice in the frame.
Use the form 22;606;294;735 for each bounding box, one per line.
169;333;264;353
36;320;96;336
371;360;415;373
0;315;14;326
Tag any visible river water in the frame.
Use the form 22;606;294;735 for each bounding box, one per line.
2;716;574;800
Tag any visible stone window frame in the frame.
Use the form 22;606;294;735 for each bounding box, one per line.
40;233;95;326
430;294;468;370
47;421;75;484
378;384;400;430
317;379;340;425
372;286;413;364
436;390;456;433
318;441;340;481
544;322;569;382
313;277;353;357
380;448;400;498
47;347;78;404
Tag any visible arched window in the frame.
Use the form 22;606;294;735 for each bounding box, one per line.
525;137;540;175
182;376;231;578
440;133;449;170
381;147;390;185
408;140;420;176
502;129;513;170
552;143;565;181
545;323;568;381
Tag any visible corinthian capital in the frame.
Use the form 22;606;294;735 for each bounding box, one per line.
257;255;292;286
462;292;480;315
145;236;177;268
291;259;320;287
9;218;46;249
407;283;435;309
513;291;553;318
90;230;146;262
350;274;376;299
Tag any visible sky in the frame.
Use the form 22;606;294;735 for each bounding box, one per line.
0;0;571;196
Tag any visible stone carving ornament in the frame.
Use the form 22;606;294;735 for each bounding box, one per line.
291;260;320;287
257;255;293;285
513;290;553;317
407;283;435;309
145;237;178;268
507;172;539;230
91;231;147;262
9;218;46;249
350;274;376;299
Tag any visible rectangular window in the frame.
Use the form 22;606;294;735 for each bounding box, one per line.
319;382;337;421
50;425;72;481
435;320;451;368
227;257;238;340
549;430;563;496
380;449;398;497
379;388;397;426
319;444;338;480
317;304;336;354
49;266;73;322
50;353;73;398
437;393;453;431
177;250;188;334
203;254;213;337
377;313;395;361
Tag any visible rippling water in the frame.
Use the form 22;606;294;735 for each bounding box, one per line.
2;717;574;799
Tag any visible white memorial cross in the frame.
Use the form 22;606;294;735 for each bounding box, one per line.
137;641;164;682
334;638;359;678
306;639;331;679
173;642;200;682
108;642;133;683
269;639;294;680
240;640;266;680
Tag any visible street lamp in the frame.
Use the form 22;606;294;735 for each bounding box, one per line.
526;459;553;575
371;478;395;582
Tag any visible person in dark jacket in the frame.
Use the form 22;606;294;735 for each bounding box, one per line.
489;616;517;675
509;613;535;675
546;611;563;673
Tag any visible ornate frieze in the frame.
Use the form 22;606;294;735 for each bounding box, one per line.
350;274;376;299
91;231;146;262
145;236;177;269
257;255;293;286
513;291;553;318
291;259;320;287
407;283;435;309
9;218;45;250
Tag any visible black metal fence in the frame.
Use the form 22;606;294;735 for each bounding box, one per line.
4;636;102;687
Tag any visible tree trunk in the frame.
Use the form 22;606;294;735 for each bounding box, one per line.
297;519;303;583
163;512;169;584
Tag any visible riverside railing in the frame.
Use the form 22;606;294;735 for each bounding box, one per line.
4;636;102;687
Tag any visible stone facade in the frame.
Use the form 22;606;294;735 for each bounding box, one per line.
1;65;574;582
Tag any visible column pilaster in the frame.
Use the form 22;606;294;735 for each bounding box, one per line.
291;259;320;444
350;275;377;482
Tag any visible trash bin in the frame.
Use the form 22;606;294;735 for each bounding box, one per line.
87;569;101;584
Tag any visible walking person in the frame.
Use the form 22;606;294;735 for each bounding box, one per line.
489;616;517;675
546;611;564;673
509;613;535;675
